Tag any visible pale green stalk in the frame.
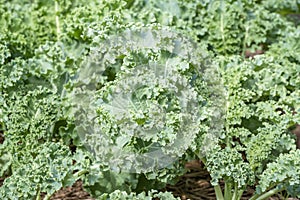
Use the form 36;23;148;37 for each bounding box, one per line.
249;187;285;200
214;185;225;200
55;0;61;40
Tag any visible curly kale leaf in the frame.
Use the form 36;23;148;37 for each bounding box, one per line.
256;150;300;198
0;142;76;200
206;146;255;188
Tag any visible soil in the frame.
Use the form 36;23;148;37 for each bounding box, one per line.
40;181;94;200
0;131;4;188
292;124;300;149
0;178;3;188
0;132;4;145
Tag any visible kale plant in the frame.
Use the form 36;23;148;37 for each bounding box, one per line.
0;0;299;199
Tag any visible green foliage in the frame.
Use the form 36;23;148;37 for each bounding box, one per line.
0;0;299;199
0;142;76;200
206;146;255;188
257;150;300;197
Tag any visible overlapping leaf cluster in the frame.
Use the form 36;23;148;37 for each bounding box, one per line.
0;0;300;199
205;45;300;199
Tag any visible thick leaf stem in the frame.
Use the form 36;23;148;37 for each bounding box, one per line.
35;187;41;200
44;194;51;200
55;0;61;40
214;185;225;200
74;169;89;177
232;183;244;200
232;182;239;200
249;187;285;200
224;181;232;199
242;25;249;59
220;0;225;45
